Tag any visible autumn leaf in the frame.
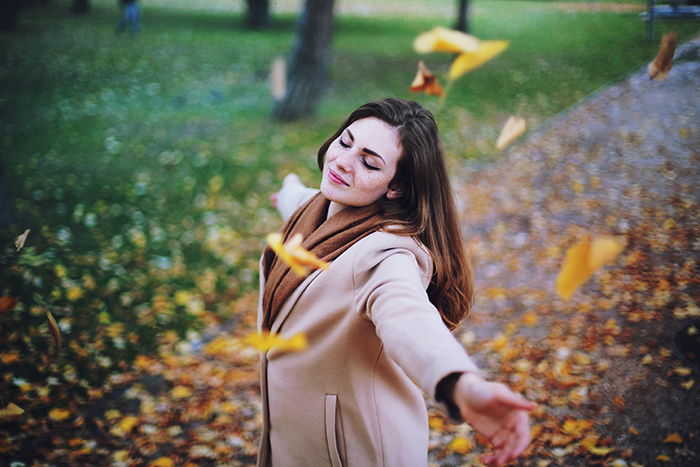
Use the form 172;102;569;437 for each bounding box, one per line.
555;235;627;300
648;31;677;81
562;418;594;437
0;403;24;420
581;435;614;456
414;26;480;54
662;433;683;444
118;416;139;433
495;115;526;150
47;310;61;352
15;229;30;251
448;436;472;454
656;454;671;462
149;457;176;467
266;233;329;276
409;61;444;96
171;385;193;399
48;408;71;421
449;40;509;80
0;296;18;314
242;330;308;353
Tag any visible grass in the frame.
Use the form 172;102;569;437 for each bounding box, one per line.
0;0;697;385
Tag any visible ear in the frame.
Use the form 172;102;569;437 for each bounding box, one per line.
386;188;402;199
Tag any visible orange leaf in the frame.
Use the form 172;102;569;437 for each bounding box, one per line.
656;454;671;462
662;433;683;444
0;296;18;314
648;31;676;81
409;61;444;96
149;457;175;467
448;436;472;454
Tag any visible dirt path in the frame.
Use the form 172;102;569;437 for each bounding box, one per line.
438;38;700;466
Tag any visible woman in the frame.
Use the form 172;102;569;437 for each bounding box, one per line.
259;98;534;467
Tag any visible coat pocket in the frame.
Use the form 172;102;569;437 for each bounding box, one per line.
324;394;346;467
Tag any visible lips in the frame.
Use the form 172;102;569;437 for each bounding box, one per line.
328;169;349;186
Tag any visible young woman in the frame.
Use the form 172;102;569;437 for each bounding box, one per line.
259;98;534;467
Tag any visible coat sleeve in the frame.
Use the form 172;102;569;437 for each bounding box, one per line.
276;181;319;222
352;238;481;420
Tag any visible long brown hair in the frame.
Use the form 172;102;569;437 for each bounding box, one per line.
317;98;473;328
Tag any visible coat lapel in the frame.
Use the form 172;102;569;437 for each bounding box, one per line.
269;267;324;335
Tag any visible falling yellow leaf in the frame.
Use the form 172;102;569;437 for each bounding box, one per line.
648;31;677;80
409;61;444;96
414;26;480;54
267;233;329;276
49;408;71;421
449;40;509;80
149;457;176;467
448;436;472;454
662;433;683;444
242;330;308;353
0;403;24;419
495;115;526;150
15;229;30;251
555;235;626;301
171;385;193;399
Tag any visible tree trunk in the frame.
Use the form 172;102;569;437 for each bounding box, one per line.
455;0;470;33
246;0;270;29
273;0;334;121
70;0;90;14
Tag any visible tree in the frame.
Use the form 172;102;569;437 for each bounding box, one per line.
246;0;270;28
455;0;470;34
273;0;335;121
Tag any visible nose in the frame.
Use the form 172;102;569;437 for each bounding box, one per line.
335;149;354;173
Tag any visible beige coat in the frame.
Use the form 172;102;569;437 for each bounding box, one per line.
257;184;479;467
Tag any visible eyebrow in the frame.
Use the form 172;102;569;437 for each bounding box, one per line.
346;129;385;164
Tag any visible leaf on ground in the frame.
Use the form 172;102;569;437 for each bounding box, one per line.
171;385;193;399
0;403;24;419
662;433;683;444
448;436;472;454
48;408;71;421
0;296;18;314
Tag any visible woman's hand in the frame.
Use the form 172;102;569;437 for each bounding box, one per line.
270;173;302;208
453;372;535;466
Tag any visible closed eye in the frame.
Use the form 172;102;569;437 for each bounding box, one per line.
362;159;380;170
339;138;350;148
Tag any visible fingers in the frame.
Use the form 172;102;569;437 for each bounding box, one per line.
494;385;536;411
270;192;279;208
481;412;532;467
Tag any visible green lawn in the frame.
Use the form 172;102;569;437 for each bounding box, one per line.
0;0;697;391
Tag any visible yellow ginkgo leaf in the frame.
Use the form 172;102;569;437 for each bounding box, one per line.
495;115;526;150
414;26;480;54
448;40;509;80
0;403;24;419
242;330;308;353
49;408;71;421
267;233;329;276
555;235;626;301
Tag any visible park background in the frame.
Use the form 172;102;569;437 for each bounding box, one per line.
1;0;699;465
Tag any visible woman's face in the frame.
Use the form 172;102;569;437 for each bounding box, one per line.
320;117;403;209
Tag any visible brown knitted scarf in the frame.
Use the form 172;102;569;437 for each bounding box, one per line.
261;192;383;330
